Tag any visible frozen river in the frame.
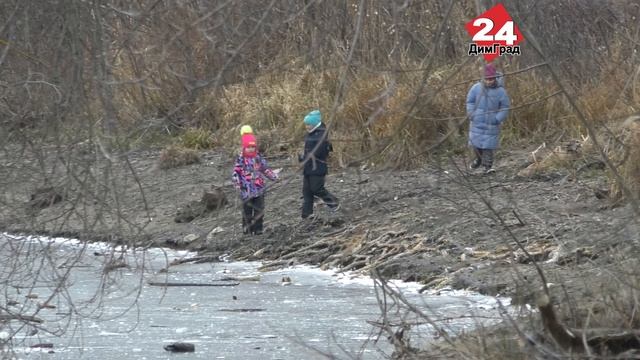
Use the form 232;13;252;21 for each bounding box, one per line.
0;234;511;359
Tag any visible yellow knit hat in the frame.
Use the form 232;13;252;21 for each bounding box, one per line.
240;125;253;135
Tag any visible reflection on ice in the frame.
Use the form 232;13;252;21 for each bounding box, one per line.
1;233;512;359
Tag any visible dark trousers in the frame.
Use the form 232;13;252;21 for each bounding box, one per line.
473;147;495;169
242;195;264;234
302;175;338;218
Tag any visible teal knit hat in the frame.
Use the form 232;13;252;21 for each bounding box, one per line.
303;110;321;127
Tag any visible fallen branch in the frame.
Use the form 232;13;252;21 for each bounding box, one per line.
339;259;368;272
0;314;44;323
147;281;239;287
158;255;221;272
219;275;261;282
169;256;219;266
258;259;296;272
537;294;583;352
537;294;640;355
280;239;334;260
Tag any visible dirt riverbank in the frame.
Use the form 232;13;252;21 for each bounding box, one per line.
2;146;637;310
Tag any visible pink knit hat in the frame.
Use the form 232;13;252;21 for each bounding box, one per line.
484;63;497;79
241;134;257;157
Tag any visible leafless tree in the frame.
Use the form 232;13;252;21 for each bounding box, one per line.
1;0;640;357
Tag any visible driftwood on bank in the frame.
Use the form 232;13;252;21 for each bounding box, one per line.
254;224;432;276
248;216;640;357
320;229;427;274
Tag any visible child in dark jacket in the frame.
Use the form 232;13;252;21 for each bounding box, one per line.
232;132;278;235
299;110;339;219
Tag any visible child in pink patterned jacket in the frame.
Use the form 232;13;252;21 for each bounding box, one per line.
232;132;278;235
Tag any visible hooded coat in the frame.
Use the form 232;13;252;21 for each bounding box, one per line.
301;123;332;176
232;154;277;200
466;78;510;149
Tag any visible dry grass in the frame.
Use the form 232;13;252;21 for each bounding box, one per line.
205;61;471;169
106;40;638;173
517;137;593;177
423;326;530;360
609;116;640;203
178;128;214;150
500;72;574;144
158;145;200;170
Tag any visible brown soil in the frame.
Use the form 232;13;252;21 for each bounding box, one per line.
1;146;638;309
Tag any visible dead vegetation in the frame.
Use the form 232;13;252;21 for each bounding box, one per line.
256;225;429;274
608;115;640;204
158;145;200;170
173;189;228;223
1;0;640;358
515;114;640;210
28;186;64;209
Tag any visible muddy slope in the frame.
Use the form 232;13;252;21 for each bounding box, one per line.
2;147;637;305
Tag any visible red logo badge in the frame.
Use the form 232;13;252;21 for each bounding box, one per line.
465;3;524;62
